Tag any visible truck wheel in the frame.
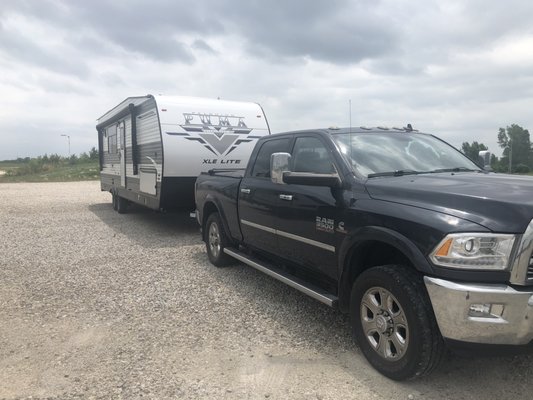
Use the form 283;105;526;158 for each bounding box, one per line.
205;213;234;267
116;195;128;214
350;265;444;380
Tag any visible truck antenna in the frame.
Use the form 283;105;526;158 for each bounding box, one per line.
349;99;353;165
349;99;352;132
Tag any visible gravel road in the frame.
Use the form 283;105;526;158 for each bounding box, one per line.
1;181;532;399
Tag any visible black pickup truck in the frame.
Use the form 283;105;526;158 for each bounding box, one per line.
194;127;533;380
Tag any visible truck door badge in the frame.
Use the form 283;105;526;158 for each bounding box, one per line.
316;217;334;233
336;221;347;234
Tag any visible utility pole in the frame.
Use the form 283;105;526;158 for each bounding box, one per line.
60;134;71;157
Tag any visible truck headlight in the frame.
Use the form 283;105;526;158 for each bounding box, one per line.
430;233;516;270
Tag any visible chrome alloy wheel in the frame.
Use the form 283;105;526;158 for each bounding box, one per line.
208;221;221;259
360;287;409;360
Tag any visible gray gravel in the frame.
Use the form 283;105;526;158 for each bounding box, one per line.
0;181;532;399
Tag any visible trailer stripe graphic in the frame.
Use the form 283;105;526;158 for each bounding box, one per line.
164;112;258;156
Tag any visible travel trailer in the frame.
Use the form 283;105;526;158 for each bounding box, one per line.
96;95;270;212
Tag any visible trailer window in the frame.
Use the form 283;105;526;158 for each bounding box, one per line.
107;125;117;154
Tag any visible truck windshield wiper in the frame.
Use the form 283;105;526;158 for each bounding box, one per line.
367;169;424;178
429;167;481;173
367;167;481;178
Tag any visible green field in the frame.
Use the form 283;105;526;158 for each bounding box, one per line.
0;161;100;183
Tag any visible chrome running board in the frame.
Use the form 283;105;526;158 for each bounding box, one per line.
224;248;338;307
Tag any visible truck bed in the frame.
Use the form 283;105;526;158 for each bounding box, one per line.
202;168;245;179
196;169;244;242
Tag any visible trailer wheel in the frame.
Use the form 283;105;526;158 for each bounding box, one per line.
112;192;118;211
205;213;234;267
116;195;128;214
350;265;444;380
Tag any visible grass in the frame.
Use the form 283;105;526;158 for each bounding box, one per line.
0;161;100;183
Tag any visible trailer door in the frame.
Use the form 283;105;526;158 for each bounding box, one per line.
119;121;126;187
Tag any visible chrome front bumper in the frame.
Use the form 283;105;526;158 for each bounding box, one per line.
424;276;533;345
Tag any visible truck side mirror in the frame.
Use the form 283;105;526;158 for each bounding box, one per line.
478;150;492;171
270;152;292;184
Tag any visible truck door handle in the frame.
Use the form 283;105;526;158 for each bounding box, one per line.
240;188;251;194
279;194;293;201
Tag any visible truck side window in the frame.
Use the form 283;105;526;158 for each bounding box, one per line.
292;137;336;174
252;138;291;178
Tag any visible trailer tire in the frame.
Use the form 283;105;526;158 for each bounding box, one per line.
112;192;118;211
350;265;444;380
205;213;234;267
116;195;128;214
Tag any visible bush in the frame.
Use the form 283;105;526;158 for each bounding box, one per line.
28;159;41;173
68;154;79;165
79;152;90;162
49;154;61;165
515;164;530;173
89;147;99;160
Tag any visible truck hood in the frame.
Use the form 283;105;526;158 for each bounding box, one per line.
365;172;533;233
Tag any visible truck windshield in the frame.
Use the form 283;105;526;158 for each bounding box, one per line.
333;132;481;178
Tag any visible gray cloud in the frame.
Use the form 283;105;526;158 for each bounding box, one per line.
1;0;533;159
1;1;216;64
3;0;533;68
214;0;399;64
0;20;90;77
1;0;399;65
192;39;217;54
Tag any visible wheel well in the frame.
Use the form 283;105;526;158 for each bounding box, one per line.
339;240;414;312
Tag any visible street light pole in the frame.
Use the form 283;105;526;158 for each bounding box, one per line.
508;139;513;174
60;134;71;157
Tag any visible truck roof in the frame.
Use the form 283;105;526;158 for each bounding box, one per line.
269;126;427;138
283;126;420;135
327;126;421;134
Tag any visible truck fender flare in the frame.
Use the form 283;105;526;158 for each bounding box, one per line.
337;226;434;311
201;195;233;242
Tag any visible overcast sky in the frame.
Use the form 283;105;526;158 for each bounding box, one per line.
1;0;532;159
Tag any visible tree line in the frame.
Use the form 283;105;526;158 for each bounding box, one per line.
3;147;99;176
461;124;531;173
8;147;99;165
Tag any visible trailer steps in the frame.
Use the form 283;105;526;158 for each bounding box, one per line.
224;248;338;307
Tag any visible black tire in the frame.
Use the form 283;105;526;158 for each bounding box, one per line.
112;192;118;211
205;213;234;267
116;195;128;214
350;265;444;380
